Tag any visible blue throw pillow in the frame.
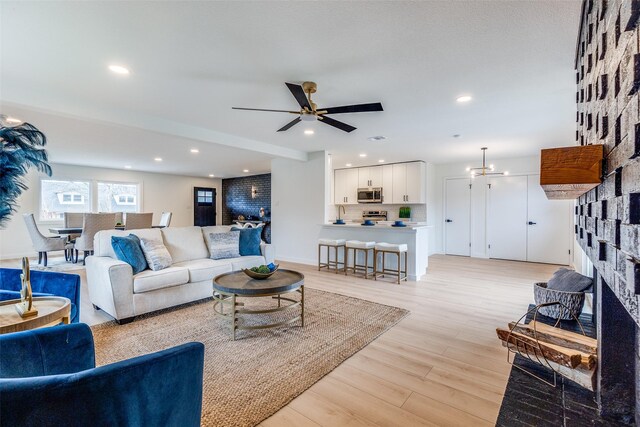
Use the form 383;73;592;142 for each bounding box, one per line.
111;234;148;274
231;227;262;256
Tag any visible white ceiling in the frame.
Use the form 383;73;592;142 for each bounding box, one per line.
0;1;581;178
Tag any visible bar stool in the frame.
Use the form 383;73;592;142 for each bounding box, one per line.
345;240;376;279
374;243;408;284
318;238;346;273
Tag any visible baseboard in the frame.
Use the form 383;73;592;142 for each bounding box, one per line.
0;250;38;261
274;255;317;266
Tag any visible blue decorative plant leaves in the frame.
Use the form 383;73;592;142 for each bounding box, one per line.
0;122;52;228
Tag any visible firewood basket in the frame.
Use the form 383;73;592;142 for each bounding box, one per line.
505;302;587;388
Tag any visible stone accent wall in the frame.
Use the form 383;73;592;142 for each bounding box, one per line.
576;0;640;327
222;174;271;242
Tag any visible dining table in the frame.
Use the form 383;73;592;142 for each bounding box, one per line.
49;225;125;235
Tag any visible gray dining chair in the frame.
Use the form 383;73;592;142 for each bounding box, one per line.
23;214;73;266
73;213;117;264
124;212;153;230
63;212;84;241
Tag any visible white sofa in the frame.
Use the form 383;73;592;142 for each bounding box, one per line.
86;225;275;324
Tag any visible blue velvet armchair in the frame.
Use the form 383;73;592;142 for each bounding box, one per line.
0;323;205;427
0;268;81;323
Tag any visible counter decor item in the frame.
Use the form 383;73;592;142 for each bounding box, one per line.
392;220;407;228
333;219;345;225
242;263;279;279
362;219;375;226
399;206;411;219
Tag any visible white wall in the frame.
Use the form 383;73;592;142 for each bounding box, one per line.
271;151;329;265
0;163;222;259
433;155;540;255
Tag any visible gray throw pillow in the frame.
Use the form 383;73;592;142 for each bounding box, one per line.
208;231;240;260
546;268;593;293
139;237;173;271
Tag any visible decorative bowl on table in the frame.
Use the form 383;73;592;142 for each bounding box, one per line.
242;263;279;280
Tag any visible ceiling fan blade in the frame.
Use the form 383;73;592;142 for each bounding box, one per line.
277;117;302;132
319;102;383;114
319;116;356;133
285;83;312;110
232;107;299;114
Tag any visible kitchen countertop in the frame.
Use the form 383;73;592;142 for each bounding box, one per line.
322;221;431;231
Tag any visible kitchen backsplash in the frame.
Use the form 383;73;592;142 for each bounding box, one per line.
336;204;426;222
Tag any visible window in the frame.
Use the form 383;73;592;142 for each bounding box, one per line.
197;190;213;205
40;180;91;221
98;182;139;213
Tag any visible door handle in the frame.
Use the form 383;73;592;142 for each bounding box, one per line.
528;221;536;225
446;219;453;223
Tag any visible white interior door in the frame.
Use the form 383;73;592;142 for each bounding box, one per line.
487;175;527;261
445;178;471;256
526;174;572;265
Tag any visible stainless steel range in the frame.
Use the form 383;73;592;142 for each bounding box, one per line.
362;210;387;222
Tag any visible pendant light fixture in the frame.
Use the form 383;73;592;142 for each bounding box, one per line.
465;147;509;177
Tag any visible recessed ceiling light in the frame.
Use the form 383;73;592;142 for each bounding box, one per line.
346;163;352;167
154;157;163;162
378;159;385;163
304;129;314;135
208;174;215;178
5;116;22;124
359;153;367;158
453;134;461;138
190;148;199;153
243;169;249;173
124;165;132;169
108;64;130;75
456;95;472;103
367;136;387;142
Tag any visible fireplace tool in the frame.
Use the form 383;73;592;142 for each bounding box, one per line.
505;301;587;388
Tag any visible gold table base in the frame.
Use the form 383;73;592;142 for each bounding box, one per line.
213;286;304;340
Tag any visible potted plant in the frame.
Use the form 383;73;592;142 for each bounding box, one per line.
0;117;52;228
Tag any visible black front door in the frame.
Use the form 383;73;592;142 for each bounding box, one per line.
194;187;216;226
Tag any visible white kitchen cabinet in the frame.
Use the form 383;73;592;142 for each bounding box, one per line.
358;166;383;188
382;164;394;204
391;162;425;203
334;168;359;204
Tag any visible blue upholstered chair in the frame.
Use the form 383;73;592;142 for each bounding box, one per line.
0;323;205;427
0;268;81;323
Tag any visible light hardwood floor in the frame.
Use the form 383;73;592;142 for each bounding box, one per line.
2;254;560;426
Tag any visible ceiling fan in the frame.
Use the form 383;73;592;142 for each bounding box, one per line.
232;81;383;133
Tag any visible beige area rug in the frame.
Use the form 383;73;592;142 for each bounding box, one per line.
91;288;408;427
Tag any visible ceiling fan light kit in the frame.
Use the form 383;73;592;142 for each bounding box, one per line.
467;147;508;177
232;81;383;133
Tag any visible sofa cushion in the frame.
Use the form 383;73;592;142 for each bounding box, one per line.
231;227;262;256
133;267;189;293
173;259;232;283
94;228;163;258
161;227;209;263
207;231;240;260
229;255;266;271
111;234;148;274
547;268;593;292
140;237;173;271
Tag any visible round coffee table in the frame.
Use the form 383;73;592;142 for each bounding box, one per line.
212;269;304;340
0;296;71;335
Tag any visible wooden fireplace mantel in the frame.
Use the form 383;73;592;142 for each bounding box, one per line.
540;144;604;200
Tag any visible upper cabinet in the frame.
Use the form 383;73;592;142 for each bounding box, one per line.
334;168;359;204
391;162;425;203
335;161;425;205
358;166;383;188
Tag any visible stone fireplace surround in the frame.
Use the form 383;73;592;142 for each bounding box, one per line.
575;0;640;423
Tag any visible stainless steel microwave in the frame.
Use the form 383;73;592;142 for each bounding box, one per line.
357;187;383;203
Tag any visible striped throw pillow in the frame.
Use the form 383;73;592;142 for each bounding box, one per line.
139;237;173;271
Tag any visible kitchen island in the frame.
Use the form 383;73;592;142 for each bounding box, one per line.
319;222;430;281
